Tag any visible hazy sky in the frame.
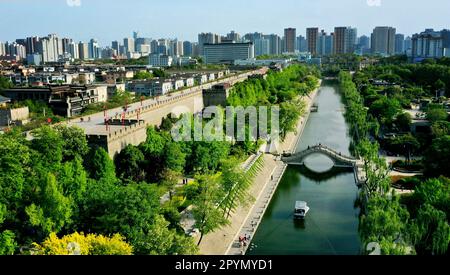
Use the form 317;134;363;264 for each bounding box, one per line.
1;0;449;45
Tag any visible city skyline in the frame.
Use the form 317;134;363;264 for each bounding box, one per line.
1;0;450;45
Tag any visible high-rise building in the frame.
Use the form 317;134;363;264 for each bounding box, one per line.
227;31;241;42
254;38;270;56
296;35;307;52
78;41;89;60
371;26;396;56
112;41;121;55
284;28;296;53
317;30;334;56
356;35;371;55
243;32;263;43
150;40;159;54
61;38;72;55
333;27;357;54
203;42;254;64
183;41;193;56
0;42;6;56
346;27;358;53
265;34;282;55
36;34;62;63
123;37;135;54
395;34;405;54
404;36;412;56
88;39;99;59
68;42;79;59
198;33;221;56
135;37;151;52
306;28;319;55
334;27;347;55
25;36;39;55
170;40;184;56
412;29;450;59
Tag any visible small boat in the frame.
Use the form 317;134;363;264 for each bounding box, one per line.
294;201;310;219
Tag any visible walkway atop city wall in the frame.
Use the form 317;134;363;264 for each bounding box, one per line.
195;81;322;255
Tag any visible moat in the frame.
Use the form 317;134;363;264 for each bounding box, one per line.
247;81;362;255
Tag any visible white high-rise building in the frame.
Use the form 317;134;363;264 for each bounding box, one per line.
68;42;79;59
124;38;135;54
0;42;6;56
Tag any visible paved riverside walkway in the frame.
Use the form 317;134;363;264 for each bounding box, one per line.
196;83;321;255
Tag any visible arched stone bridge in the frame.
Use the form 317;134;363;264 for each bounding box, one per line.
281;145;357;168
281;145;367;186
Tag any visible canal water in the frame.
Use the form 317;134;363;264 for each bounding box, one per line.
247;81;362;255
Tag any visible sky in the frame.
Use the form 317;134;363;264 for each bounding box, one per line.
1;0;449;45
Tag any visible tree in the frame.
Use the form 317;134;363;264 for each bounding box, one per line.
59;155;88;203
131;215;198;255
219;156;261;218
424;135;450;178
55;125;89;161
394;112;412;132
160;169;181;201
152;69;167;78
390;134;420;165
0;76;13;92
89;147;117;183
410;204;450;255
31;126;64;168
0;230;16;255
356;139;390;198
0;135;30;211
133;71;153;80
164;142;186;173
413;178;450;216
427;108;448;123
431;121;450;137
114;145;145;182
25;172;73;238
32;232;133;255
191;174;229;245
359;195;411;255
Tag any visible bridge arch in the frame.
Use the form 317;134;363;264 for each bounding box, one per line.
281;145;357;169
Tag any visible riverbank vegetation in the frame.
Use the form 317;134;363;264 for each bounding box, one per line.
338;66;450;255
0;65;319;254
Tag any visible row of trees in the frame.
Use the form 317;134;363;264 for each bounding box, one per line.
338;71;449;255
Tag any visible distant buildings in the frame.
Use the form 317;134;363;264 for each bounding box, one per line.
371;26;396;56
318;30;334;56
296;35;307;52
334;27;357;55
198;32;221;56
306;28;319;55
203;42;254;64
395;34;405;55
412;29;450;59
254;38;270;56
284;28;296;53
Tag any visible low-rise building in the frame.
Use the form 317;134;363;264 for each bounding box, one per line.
3;84;108;117
194;74;208;84
184;77;195;87
0;106;29;126
171;79;185;90
149;54;173;67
